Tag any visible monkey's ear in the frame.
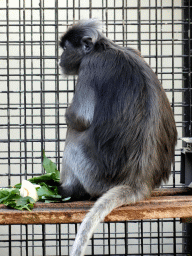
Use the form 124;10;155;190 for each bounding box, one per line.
81;36;93;54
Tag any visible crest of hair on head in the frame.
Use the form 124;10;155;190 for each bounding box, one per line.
73;19;103;43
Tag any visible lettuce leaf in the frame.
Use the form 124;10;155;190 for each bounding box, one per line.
0;151;70;211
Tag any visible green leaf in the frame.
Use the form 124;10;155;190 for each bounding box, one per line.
0;188;35;211
15;196;35;211
0;151;70;211
36;183;64;202
29;172;60;184
0;188;20;203
14;183;22;189
0;190;10;203
37;185;55;197
43;150;60;180
14;152;60;189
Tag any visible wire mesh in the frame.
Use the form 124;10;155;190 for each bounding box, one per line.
0;0;191;255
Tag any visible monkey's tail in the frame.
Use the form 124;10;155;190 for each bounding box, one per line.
70;184;150;256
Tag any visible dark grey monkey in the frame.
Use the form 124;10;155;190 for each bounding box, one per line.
58;19;177;256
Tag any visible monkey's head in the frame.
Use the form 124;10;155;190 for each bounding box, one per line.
59;19;102;75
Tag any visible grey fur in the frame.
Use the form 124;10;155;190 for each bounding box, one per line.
58;19;177;256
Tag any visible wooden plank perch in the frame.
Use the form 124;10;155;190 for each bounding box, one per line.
0;188;192;225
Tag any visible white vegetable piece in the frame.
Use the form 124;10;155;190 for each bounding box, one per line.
20;180;38;202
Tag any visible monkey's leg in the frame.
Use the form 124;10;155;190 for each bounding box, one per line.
70;184;150;256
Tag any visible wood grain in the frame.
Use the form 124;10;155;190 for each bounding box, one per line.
0;188;192;225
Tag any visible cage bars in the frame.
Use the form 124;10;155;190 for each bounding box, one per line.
0;0;190;255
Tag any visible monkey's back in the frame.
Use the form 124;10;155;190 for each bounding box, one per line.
59;20;178;255
80;41;177;192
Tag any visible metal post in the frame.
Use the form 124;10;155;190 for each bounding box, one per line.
182;1;192;254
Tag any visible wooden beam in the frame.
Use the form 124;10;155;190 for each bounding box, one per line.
0;188;192;225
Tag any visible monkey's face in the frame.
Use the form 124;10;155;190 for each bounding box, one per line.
59;40;84;76
59;27;94;76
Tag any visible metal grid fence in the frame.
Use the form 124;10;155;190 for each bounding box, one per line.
0;0;191;255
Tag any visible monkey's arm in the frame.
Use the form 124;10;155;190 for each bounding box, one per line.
65;79;95;131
